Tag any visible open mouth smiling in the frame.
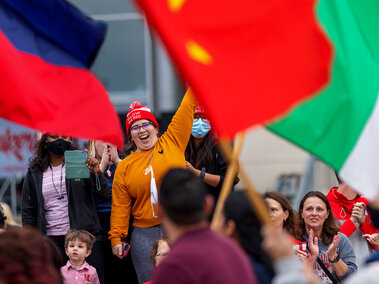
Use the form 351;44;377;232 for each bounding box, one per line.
139;134;149;141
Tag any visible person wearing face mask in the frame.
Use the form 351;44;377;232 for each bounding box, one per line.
185;105;236;213
22;132;109;284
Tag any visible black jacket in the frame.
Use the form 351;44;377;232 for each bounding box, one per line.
204;146;228;202
21;166;109;240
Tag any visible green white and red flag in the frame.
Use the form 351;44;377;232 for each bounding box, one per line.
135;0;379;198
268;1;379;199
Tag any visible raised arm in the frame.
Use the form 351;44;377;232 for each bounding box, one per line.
161;88;197;152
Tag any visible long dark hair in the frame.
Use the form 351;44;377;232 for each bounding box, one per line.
223;190;275;278
263;191;296;237
185;134;214;169
296;191;340;244
28;135;76;172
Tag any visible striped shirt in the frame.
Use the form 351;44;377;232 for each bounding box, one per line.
42;164;70;236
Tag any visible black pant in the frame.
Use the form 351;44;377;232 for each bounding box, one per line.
49;235;105;284
97;211;138;284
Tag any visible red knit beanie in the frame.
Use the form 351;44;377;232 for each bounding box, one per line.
126;102;159;134
194;105;206;115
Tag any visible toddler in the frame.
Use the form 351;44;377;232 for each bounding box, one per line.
61;229;100;284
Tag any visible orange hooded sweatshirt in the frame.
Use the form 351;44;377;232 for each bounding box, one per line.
109;89;197;246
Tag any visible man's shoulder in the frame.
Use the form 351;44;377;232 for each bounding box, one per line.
170;228;250;266
154;230;255;284
175;227;239;251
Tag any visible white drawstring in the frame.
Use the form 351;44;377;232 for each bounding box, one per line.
147;165;159;218
340;207;346;218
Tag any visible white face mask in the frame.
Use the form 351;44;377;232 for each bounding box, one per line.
146;165;159;218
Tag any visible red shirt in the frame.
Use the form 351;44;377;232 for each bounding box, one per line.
326;187;377;249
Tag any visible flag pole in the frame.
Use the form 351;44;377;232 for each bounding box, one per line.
210;132;245;229
211;132;271;227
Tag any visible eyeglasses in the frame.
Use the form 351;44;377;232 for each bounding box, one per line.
130;121;153;132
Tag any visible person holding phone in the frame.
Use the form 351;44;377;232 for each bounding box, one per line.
109;88;197;283
22;133;109;284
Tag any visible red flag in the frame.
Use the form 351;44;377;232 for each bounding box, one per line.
135;0;332;138
0;0;123;146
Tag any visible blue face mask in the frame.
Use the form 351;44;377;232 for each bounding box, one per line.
191;118;211;138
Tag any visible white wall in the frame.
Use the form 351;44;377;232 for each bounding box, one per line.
237;127;337;194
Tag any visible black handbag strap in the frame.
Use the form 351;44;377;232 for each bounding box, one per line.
316;257;338;284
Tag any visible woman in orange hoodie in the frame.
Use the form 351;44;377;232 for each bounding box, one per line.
109;89;197;283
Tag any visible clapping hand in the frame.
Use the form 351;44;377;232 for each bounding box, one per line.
327;232;341;261
307;229;319;266
351;202;366;226
99;144;112;172
109;144;122;165
296;249;308;263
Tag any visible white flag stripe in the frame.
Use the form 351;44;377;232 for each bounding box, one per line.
340;91;379;200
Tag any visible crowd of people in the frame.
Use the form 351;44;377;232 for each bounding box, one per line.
0;88;378;284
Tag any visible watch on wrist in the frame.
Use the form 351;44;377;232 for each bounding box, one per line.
330;253;340;263
200;167;206;180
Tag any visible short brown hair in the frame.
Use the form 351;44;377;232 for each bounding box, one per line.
64;229;96;250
